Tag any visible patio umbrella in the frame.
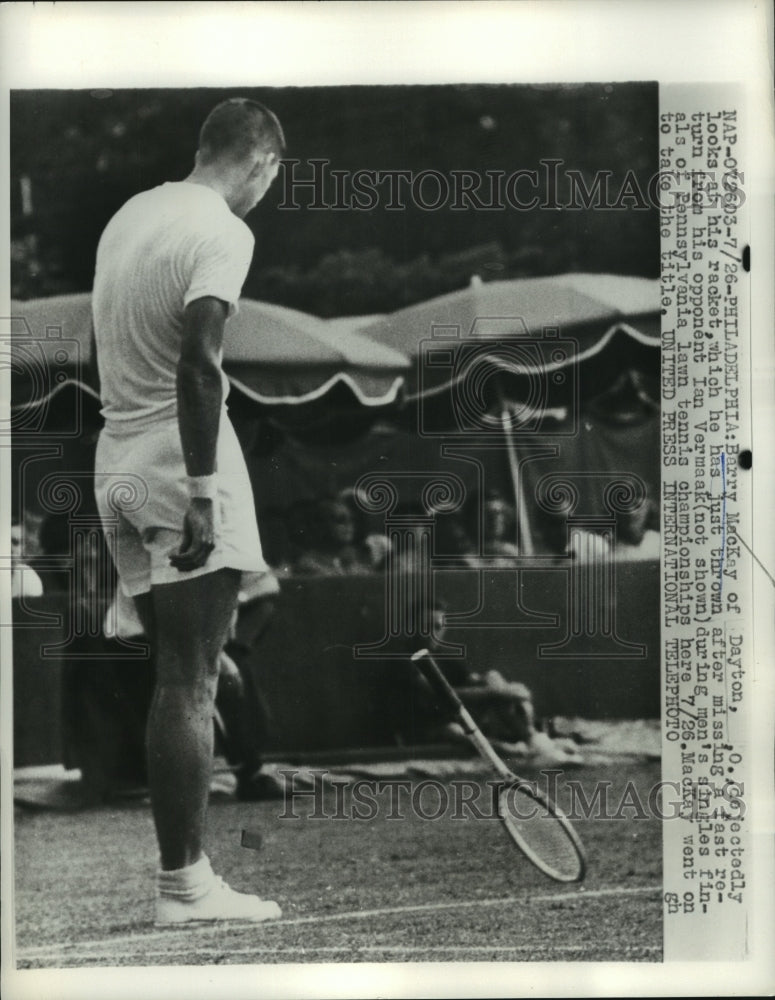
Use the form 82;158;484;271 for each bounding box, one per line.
356;273;660;399
223;300;407;406
356;273;661;554
5;294;102;443
7;294;409;415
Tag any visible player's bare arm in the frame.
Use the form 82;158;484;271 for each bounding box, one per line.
170;295;229;572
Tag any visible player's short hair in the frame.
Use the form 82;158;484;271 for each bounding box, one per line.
198;98;285;165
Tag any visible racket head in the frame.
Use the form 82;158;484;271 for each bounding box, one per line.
497;777;587;883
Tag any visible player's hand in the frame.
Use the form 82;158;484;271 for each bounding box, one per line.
169;498;216;571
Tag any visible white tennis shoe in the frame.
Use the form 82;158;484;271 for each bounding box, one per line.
155;876;282;926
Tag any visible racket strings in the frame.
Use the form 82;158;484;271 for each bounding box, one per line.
499;785;584;882
410;650;586;884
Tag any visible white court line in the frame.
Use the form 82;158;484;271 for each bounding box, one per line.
17;885;661;963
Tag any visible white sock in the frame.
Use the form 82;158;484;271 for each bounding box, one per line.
157;854;216;902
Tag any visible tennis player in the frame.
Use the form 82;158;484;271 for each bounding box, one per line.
92;99;284;925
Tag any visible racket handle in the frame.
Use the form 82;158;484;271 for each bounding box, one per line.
410;648;465;713
411;649;512;777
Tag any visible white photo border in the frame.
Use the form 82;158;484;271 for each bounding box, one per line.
1;2;773;998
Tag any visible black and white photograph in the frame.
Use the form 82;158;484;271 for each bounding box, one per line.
1;3;772;997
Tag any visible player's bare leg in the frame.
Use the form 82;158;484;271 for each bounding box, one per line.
145;568;238;869
135;568;281;924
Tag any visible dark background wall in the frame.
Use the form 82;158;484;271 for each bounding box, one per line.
13;563;660;767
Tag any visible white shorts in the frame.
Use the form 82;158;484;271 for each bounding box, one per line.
94;412;268;596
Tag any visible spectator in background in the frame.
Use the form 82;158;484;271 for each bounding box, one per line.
433;509;475;562
383;505;434;578
464;489;519;562
293;496;375;575
276;498;319;575
22;508;46;559
221;568;284;800
539;509;612;563
37;511;72;592
391;603;582;764
539;499;659;563
10;518;44;599
338;487;391;570
59;527;124;804
480;489;519;558
616;497;660;561
384;502;476;578
38;509;110;592
568;527;612;564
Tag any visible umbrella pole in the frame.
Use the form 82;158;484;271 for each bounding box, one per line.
496;378;534;556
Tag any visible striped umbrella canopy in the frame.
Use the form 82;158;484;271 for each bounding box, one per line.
355;273;661;556
356;273;660;400
6;294;409;414
223;299;406;406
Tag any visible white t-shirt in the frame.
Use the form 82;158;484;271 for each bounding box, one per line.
92;182;254;426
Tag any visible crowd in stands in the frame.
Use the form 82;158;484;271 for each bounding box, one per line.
260;486;660;577
10;485;661;601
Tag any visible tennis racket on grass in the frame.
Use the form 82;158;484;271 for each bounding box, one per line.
411;648;586;883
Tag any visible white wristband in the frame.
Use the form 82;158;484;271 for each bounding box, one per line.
187;474;218;500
